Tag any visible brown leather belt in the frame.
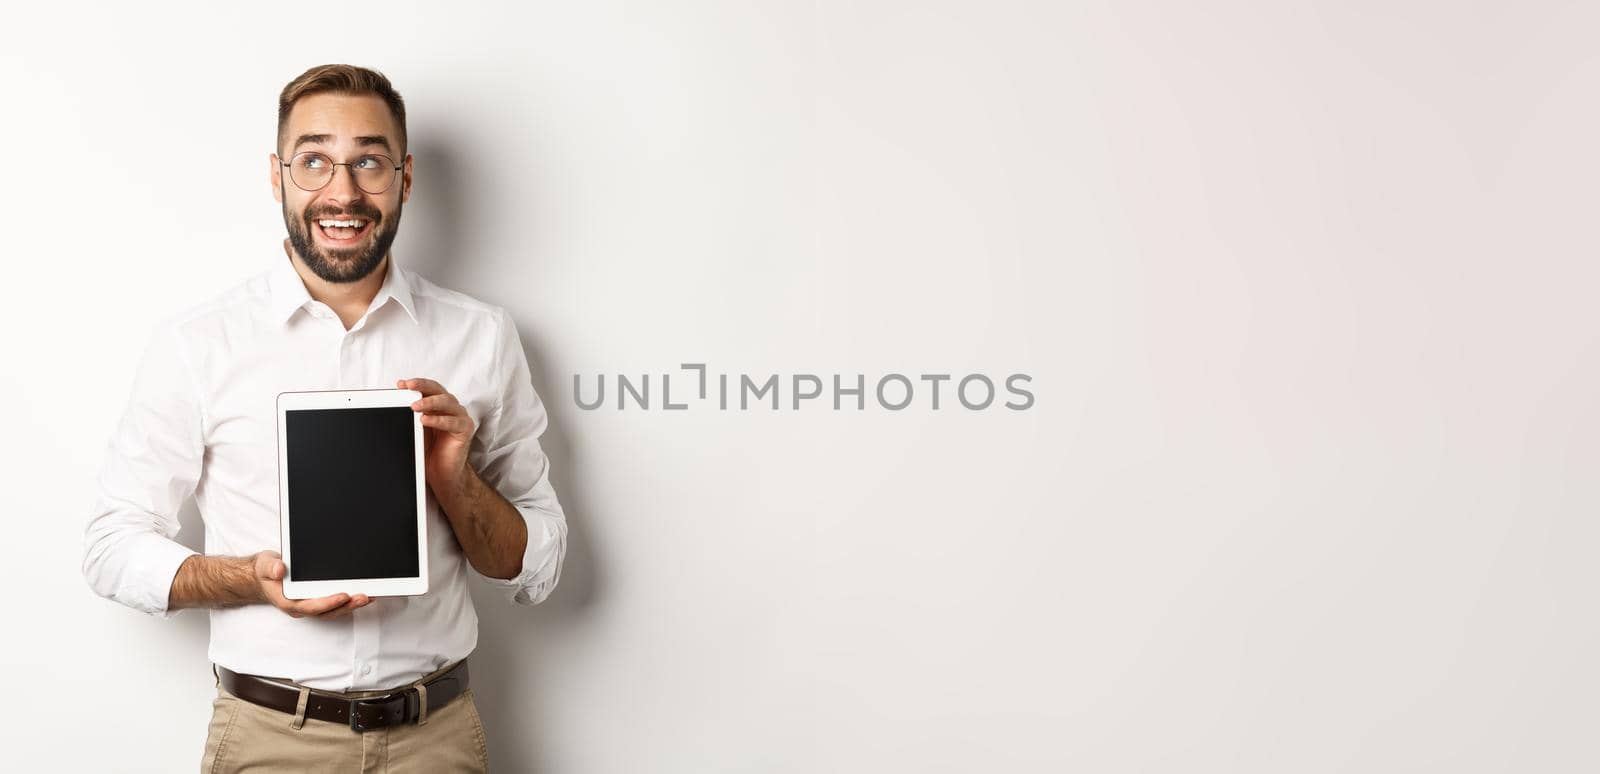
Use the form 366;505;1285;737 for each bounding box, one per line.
216;659;469;733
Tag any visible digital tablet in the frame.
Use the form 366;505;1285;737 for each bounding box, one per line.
276;388;430;600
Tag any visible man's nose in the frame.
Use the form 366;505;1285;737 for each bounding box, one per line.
320;163;363;204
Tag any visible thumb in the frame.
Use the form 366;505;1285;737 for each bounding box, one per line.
255;552;284;581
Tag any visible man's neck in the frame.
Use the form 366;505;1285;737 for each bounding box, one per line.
282;238;389;329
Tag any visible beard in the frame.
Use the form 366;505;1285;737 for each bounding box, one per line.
284;200;402;284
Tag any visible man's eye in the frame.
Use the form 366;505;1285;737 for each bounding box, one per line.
300;155;328;169
354;156;382;170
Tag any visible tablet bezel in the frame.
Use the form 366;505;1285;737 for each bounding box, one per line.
276;388;430;600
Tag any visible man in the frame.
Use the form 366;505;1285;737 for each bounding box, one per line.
81;64;568;772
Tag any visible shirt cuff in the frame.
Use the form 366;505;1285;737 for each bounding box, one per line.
478;504;566;606
118;533;200;619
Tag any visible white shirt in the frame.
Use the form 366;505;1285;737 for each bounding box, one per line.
82;250;568;691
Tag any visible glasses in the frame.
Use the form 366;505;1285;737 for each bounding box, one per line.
279;151;403;194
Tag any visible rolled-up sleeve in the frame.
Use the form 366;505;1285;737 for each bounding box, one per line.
82;318;204;618
469;307;569;606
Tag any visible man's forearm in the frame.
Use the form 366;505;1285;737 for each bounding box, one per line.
434;466;528;580
167;554;262;611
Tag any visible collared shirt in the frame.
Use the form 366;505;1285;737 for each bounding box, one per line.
82;250;568;691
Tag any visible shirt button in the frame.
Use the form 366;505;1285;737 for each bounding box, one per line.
361;664;373;676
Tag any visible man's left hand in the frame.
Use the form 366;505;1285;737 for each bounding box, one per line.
399;377;475;498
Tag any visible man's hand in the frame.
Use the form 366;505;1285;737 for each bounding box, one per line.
397;377;529;581
399;377;476;499
253;550;371;619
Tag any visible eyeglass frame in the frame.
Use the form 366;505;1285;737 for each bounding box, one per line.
276;150;406;195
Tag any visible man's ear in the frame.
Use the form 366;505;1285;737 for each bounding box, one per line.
270;153;283;204
401;153;413;204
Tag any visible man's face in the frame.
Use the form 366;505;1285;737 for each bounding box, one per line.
271;92;412;283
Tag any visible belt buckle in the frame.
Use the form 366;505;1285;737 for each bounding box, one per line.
349;691;412;733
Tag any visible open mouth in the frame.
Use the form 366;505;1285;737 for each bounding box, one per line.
314;216;374;244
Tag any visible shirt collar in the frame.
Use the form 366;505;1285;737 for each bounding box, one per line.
268;250;419;327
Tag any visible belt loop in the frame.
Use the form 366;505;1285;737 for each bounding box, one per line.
413;682;429;725
289;686;311;730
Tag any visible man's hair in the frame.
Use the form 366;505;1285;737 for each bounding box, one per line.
277;64;407;157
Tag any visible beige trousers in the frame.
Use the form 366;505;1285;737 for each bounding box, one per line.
199;660;490;773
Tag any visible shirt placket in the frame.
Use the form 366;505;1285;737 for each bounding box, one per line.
320;302;383;688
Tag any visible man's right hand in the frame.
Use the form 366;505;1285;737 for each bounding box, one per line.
253;551;371;619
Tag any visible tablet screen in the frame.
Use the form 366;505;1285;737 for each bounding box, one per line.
284;406;421;581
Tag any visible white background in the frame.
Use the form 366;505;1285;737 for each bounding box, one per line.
4;1;1597;771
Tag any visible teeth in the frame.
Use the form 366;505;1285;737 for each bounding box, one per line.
317;219;366;228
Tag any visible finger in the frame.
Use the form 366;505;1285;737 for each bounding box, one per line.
411;393;462;413
260;581;291;609
420;413;474;434
398;377;447;397
291;593;352;618
318;594;372;619
261;584;317;619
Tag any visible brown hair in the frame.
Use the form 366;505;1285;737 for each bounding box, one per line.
277;64;407;156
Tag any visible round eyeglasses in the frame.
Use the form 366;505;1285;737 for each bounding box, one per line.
280;151;403;194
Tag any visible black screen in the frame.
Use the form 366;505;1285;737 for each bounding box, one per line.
285;406;420;581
